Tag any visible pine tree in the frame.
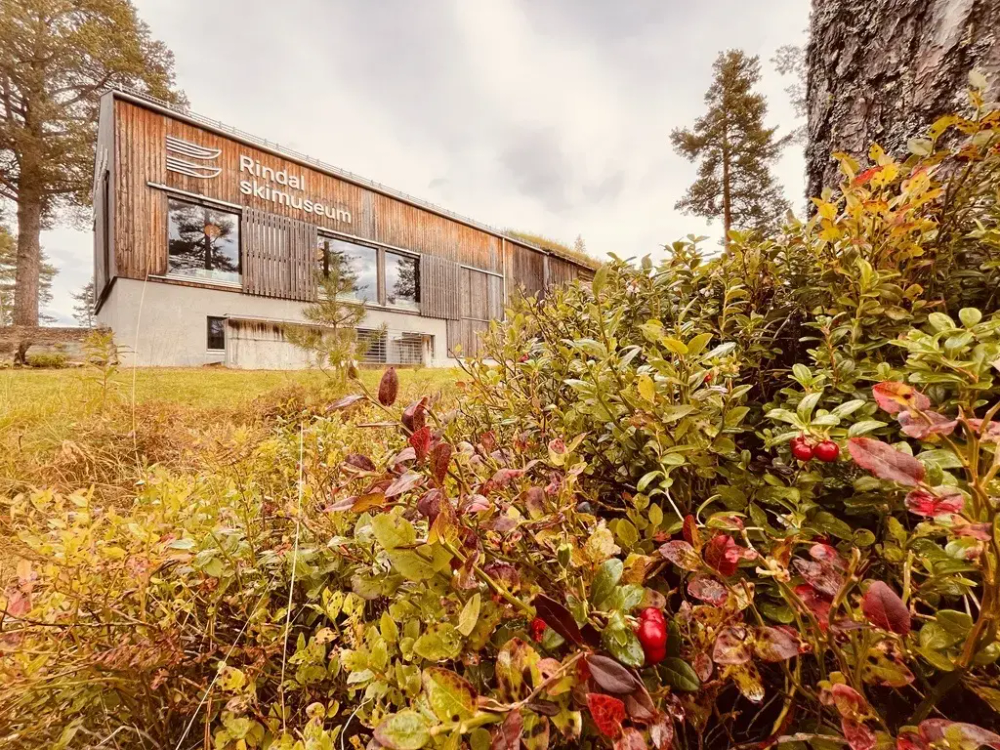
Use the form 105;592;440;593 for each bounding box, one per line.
671;50;791;242
0;0;184;326
72;281;95;327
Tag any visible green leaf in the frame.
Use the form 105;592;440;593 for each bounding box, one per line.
767;408;800;425
660;657;700;692
637;375;656;403
928;312;957;332
422;668;477;722
959;308;983;328
372;513;416;550
388;548;442;581
601;613;644;668
663;337;688;355
414;624;462;662
832;400;865;418
375;711;433;750
848;420;888;437
797;392;822;422
591;558;624;607
637;471;662;493
458;593;481;637
908;138;933;156
687;332;713;356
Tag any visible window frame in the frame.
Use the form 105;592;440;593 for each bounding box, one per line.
206;316;226;351
166;197;242;286
316;231;421;311
383;249;421;311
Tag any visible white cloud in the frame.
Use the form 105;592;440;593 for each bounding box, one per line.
34;0;809;325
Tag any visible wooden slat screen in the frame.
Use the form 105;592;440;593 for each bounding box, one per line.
242;207;317;301
420;254;461;320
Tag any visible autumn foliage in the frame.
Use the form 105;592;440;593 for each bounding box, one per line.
5;84;1000;750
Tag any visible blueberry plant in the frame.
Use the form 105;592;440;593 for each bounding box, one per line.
4;81;1000;750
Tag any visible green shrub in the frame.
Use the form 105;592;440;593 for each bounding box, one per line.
25;352;69;369
5;85;1000;750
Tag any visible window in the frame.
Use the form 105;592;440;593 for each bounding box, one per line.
207;317;226;351
385;251;420;309
168;198;241;284
318;237;377;302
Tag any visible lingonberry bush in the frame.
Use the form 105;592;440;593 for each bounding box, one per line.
4;83;1000;750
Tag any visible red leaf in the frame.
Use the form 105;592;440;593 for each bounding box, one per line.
821;683;868;720
587;693;626;738
793;558;844;598
861;581;911;635
967;419;1000;443
843;719;877;750
402;398;427;433
378;367;399;406
659;541;702;572
754;626;800;662
810;543;846;570
712;626;752;665
409;427;432;463
429;443;452;485
794;584;832;629
682;515;702;549
489;468;526;489
905;488;964;517
872;382;930;415
852;165;884;187
848;438;925;487
492;709;524;750
898;410;957;439
687;577;727;606
897;731;929;750
703;534;754;576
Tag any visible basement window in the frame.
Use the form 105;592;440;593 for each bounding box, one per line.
168;199;241;284
207;317;226;351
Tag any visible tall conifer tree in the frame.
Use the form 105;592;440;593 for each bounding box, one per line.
672;50;790;242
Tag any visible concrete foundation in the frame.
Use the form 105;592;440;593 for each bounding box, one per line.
96;277;452;369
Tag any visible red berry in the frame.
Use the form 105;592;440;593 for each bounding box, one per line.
790;436;814;462
636;618;667;665
640;607;664;625
814;440;840;463
530;617;547;643
704;372;714;384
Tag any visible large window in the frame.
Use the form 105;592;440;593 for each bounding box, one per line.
318;237;377;302
168;199;241;284
385;252;420;309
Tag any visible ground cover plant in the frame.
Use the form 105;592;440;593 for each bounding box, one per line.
4;83;1000;750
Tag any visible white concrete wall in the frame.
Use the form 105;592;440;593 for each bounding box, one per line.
96;277;452;368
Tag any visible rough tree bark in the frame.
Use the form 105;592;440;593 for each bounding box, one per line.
806;0;1000;197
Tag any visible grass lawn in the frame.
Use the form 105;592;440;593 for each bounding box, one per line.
0;366;459;490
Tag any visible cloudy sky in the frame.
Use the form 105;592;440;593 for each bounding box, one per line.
40;0;809;324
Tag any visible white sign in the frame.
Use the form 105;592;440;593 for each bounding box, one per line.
166;136;222;179
239;155;352;224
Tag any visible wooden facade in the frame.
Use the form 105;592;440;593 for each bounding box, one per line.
94;90;595;358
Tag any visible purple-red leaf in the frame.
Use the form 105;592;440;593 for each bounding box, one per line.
861;581;911;635
328;394;364;411
385;471;424;498
343;453;376;472
848;438;925;487
429;442;452;485
587;693;626;739
492;709;524;750
898;410;957;439
402;398;427;433
586;654;642;694
378;367;399;406
919;720;1000;750
532;595;585;646
793;558;844;598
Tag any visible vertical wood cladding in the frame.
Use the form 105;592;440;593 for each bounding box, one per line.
108;94;594;355
241;208;317;301
419;254;461;320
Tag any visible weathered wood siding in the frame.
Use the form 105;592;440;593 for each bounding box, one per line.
93;94;116;303
242;207;317;301
105;94;595;355
420;254;462;320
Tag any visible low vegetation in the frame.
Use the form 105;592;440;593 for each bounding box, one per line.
4;85;1000;750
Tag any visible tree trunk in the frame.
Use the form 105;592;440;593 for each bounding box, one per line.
806;0;1000;197
13;193;42;327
